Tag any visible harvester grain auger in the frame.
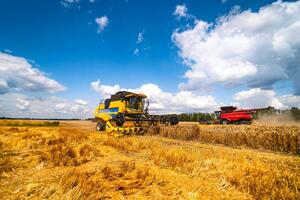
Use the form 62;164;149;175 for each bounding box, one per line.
94;91;179;137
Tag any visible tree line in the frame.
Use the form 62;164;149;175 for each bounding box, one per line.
287;107;300;120
178;113;215;122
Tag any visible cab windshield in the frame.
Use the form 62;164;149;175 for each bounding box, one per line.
127;96;145;111
214;111;221;118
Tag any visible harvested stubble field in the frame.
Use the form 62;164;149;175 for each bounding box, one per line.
0;120;299;200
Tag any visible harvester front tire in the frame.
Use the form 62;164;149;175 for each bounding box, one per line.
169;116;179;125
96;121;106;131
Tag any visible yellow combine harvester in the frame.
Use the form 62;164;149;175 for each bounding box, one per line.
94;91;178;137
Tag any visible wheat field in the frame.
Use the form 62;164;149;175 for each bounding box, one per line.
154;124;300;154
0;120;299;199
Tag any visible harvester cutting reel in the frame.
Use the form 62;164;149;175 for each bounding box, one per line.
98;113;179;137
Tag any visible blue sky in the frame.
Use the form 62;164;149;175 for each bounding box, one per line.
0;0;300;118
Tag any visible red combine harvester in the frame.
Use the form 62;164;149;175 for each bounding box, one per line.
214;106;274;125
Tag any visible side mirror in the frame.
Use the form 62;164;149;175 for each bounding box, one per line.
144;99;150;114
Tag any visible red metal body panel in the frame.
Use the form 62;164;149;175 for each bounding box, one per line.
216;106;273;124
220;111;252;122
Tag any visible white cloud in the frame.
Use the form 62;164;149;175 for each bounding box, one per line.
71;104;89;113
75;99;88;106
172;1;300;94
133;48;139;55
61;0;80;8
89;0;95;3
278;95;300;108
134;30;145;55
91;80;217;113
16;98;30;111
174;4;188;19
91;80;121;98
0;52;65;94
71;105;81;112
0;93;91;119
55;103;68;114
95;16;109;33
137;30;145;44
233;88;285;109
221;0;227;3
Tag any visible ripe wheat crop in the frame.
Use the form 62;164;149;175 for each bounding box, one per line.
0;120;59;127
0;120;299;199
152;124;300;154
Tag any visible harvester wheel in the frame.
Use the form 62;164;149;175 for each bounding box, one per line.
96;120;106;131
221;120;229;125
239;120;250;125
169;116;179;125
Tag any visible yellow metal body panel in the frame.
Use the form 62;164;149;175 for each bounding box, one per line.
94;100;123;122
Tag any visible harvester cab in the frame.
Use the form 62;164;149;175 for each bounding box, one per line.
123;92;148;114
94;91;179;137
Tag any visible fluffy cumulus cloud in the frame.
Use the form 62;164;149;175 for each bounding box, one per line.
90;80;217;113
0;93;91;119
95;16;109;33
0;52;88;118
16;98;30;111
0;52;65;94
278;95;300;108
174;4;188;19
233;87;300;109
172;1;300;94
91;80;121;98
75;99;88;106
233;88;284;109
